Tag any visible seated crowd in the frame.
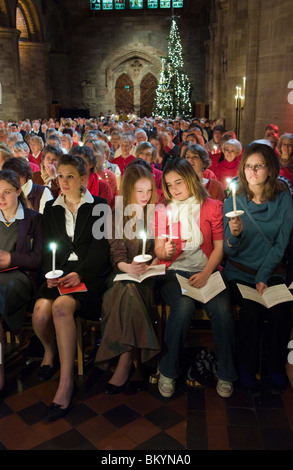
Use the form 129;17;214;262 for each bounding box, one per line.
0;114;292;423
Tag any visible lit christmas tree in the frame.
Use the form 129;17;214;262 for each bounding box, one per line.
153;18;192;118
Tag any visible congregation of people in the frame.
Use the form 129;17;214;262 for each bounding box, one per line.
0;113;292;422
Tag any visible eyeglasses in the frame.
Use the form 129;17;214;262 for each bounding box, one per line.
244;164;267;172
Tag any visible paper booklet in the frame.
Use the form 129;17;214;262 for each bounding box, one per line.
58;282;88;295
176;271;226;304
114;264;166;283
289;281;293;289
237;283;293;308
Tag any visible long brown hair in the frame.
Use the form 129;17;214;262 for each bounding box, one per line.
162;157;209;205
238;143;283;201
117;160;157;241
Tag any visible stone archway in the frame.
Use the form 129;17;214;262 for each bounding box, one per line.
100;45;162;117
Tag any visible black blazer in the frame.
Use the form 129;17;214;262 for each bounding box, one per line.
9;208;42;290
41;195;111;293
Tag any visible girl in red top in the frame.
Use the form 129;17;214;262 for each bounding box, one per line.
153;158;237;399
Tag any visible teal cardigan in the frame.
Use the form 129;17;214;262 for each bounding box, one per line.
223;191;293;285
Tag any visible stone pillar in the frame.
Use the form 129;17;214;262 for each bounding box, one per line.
0;27;23;120
18;41;51;119
241;0;261;145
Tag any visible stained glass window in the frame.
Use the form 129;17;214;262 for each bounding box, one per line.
90;0;101;10
115;0;125;8
130;0;143;8
160;0;171;8
90;0;183;11
173;0;183;7
102;0;113;9
147;0;158;7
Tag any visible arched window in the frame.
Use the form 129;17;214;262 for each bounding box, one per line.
115;73;134;113
140;73;158;117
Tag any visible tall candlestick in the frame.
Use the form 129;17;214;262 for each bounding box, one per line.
230;182;237;213
50;242;56;274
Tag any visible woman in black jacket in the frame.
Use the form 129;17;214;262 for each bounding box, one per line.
32;154;111;421
0;169;42;396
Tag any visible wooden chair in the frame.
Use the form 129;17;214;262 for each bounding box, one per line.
76;317;101;375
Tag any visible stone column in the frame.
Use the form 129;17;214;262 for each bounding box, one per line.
18;41;51;119
242;0;261;145
0;27;23;120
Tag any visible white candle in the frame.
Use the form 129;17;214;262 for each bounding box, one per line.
140;231;147;258
50;242;56;274
230;182;237;213
167;209;173;240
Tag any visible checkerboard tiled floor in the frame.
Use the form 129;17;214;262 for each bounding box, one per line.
1;328;293;451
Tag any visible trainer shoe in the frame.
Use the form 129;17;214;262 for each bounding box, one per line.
158;372;175;398
216;379;233;398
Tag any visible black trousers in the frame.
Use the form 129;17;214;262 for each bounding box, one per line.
228;277;292;375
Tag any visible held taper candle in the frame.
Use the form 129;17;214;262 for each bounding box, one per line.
167;209;173;240
50;242;56;274
230;182;237;213
141;231;146;258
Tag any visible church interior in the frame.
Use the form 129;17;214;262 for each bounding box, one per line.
0;0;293;453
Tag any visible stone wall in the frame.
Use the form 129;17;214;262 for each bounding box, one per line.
207;0;293;145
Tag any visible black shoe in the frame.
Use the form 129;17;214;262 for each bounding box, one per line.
104;364;135;395
37;364;58;382
104;382;128;395
44;401;72;422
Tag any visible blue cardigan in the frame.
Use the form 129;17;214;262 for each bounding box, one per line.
223;191;293;285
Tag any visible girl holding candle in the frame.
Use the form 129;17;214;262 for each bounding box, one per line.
0;169;42;397
223;143;293;394
153;158;237;398
95;161;160;394
32;154;111;421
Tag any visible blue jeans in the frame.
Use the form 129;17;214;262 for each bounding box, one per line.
156;270;238;383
